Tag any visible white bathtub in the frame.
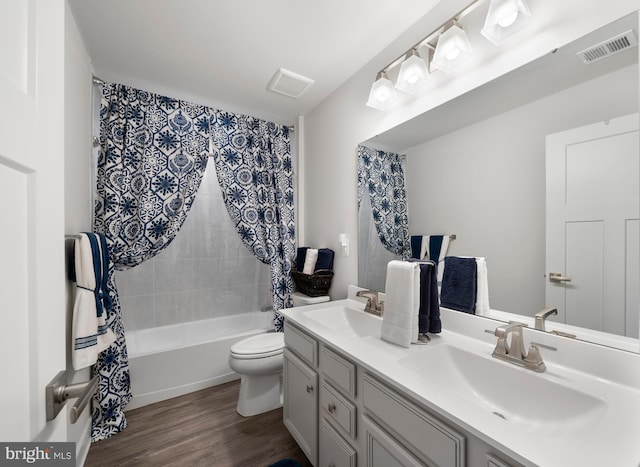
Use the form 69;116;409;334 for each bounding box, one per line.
126;312;274;410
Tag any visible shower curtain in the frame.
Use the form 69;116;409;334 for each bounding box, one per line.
210;111;296;332
92;83;210;441
357;145;410;258
92;82;296;439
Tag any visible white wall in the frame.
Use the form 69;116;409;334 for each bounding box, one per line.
64;1;94;461
302;1;639;300
405;65;637;317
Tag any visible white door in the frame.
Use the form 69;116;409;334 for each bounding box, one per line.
546;114;639;336
0;0;69;444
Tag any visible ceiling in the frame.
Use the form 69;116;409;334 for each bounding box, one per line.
68;0;441;125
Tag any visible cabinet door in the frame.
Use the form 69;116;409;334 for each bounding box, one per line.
319;419;357;467
284;349;318;465
362;416;426;467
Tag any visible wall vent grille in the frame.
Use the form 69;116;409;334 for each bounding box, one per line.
576;30;638;64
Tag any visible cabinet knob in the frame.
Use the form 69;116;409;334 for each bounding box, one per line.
327;403;336;414
306;385;313;393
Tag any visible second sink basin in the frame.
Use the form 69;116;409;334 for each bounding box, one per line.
399;344;607;426
302;305;381;337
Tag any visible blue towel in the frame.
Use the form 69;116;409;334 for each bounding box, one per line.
296;247;334;271
410;235;423;259
429;236;444;265
296;247;308;271
315;248;334;270
269;460;301;467
408;259;441;334
440;256;477;314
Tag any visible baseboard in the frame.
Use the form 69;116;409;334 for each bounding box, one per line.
126;372;240;411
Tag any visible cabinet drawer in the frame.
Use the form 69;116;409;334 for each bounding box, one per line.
285;321;318;367
320;346;356;397
363;374;465;467
319;418;357;467
320;381;357;439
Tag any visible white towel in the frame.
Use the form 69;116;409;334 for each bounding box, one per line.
381;260;420;348
302;248;318;274
72;233;116;370
475;257;490;316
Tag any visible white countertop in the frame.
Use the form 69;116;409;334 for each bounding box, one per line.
281;291;640;467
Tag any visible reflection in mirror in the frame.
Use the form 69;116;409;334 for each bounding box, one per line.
358;12;639;351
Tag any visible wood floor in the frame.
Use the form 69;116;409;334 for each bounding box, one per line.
85;380;312;467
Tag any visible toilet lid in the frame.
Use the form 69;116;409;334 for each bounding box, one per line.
230;332;284;357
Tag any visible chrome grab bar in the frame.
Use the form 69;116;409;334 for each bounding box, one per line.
46;371;99;423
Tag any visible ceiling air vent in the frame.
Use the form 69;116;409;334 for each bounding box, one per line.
267;68;314;99
576;30;638;64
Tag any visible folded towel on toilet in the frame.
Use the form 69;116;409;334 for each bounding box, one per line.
440;256;477;314
302;248;318;274
381;260;420;348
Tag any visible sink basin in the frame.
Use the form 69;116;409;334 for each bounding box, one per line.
399;344;607;426
302;305;381;337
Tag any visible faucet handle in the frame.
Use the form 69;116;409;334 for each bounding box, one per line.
530;342;557;352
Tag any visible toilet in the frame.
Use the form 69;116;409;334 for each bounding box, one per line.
228;332;285;417
291;291;330;307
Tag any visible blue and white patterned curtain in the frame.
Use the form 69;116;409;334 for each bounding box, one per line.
357;145;410;259
210;110;296;332
92;83;210;441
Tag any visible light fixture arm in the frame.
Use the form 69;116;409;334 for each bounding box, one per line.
375;0;483;75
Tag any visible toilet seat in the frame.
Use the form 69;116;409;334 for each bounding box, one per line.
230;333;284;360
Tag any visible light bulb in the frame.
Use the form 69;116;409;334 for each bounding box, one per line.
497;6;519;27
446;48;461;61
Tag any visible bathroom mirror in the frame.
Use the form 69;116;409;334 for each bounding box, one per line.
358;11;640;351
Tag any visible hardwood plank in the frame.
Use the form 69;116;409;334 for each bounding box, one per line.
85;380;312;467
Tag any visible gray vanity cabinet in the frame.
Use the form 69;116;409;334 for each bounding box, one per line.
318;346;358;467
283;319;522;467
284;323;319;465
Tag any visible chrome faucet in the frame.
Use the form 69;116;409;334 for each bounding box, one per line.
534;307;558;331
356;289;384;316
534;307;576;338
486;322;556;372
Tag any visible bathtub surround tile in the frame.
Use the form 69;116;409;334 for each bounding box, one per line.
120;294;156;332
154;258;195;293
115;260;156;297
192;283;271;320
155;291;194;327
154;229;193;261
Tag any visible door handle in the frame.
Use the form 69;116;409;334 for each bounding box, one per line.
549;272;572;283
46;371;99;423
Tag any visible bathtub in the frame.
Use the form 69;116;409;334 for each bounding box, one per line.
126;312;273;410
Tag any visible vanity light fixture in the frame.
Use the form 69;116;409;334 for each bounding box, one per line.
395;49;430;94
365;0;535;110
481;0;534;45
431;22;474;73
366;71;398;110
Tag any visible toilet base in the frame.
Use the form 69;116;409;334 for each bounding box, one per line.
236;372;282;417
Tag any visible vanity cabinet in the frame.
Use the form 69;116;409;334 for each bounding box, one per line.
362;374;465;466
283;319;522;467
284;323;319;465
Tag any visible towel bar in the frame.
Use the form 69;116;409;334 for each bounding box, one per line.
46;371;99;423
